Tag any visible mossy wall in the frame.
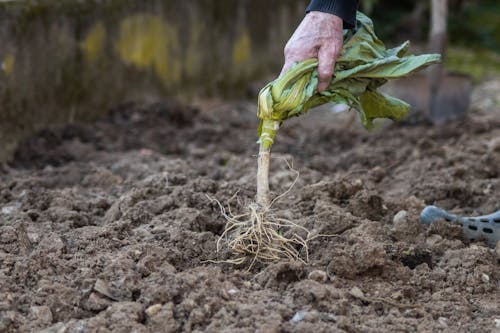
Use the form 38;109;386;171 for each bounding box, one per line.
0;0;307;161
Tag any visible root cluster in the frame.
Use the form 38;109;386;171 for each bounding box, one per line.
211;200;311;268
208;157;313;269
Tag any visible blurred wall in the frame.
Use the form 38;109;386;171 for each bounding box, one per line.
0;0;307;162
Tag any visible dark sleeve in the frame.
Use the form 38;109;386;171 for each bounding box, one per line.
306;0;359;29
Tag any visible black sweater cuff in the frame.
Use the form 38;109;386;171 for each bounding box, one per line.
306;0;359;29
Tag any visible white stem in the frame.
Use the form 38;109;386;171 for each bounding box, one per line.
256;144;270;208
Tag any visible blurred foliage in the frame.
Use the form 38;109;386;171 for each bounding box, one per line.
446;47;500;81
362;0;499;79
360;0;378;15
448;0;500;53
363;0;500;53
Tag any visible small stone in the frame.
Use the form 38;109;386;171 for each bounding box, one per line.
494;318;500;328
393;210;408;224
308;270;328;283
1;203;20;215
290;311;306;323
220;282;238;300
481;273;490;283
488;137;500;153
391;291;403;301
350;286;365;299
438;317;448;327
290;310;321;323
146;304;162;317
227;288;238;295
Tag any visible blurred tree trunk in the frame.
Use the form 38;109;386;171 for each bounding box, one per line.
428;0;447;117
429;0;448;56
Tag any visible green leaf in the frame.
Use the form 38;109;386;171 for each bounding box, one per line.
359;90;410;129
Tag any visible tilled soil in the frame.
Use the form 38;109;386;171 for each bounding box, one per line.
1;83;499;332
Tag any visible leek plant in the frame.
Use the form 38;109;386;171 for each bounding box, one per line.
220;12;440;267
256;12;440;208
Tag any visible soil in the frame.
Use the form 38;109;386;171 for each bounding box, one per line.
1;81;499;333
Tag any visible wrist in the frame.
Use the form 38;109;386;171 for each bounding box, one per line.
307;10;342;21
306;0;359;29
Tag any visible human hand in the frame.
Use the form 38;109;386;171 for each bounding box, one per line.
280;11;343;92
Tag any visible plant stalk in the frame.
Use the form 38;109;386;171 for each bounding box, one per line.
256;143;270;208
256;119;279;209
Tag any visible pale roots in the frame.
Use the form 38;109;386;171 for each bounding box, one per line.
208;156;314;269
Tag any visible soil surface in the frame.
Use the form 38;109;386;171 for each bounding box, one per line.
1;81;499;332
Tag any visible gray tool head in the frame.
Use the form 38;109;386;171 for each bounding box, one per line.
419;205;500;248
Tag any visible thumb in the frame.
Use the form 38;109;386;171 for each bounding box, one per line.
279;58;298;78
316;46;337;92
279;62;292;77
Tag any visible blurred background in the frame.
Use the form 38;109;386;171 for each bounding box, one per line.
0;0;499;161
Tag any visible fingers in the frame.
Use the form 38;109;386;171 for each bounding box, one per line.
317;46;338;92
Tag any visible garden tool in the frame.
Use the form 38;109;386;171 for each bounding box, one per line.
426;0;471;125
420;205;500;248
382;0;472;125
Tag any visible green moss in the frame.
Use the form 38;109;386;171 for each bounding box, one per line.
184;21;203;78
2;53;14;75
81;22;106;63
116;14;181;85
232;31;251;68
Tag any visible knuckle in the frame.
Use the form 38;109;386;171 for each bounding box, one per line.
326;46;340;58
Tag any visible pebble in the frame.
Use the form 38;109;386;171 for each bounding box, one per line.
308;270;328;283
393;210;408;225
146;304;162;317
487;137;500;153
1;203;20;215
290;311;306;323
290;310;337;324
227;288;238;295
438;317;448;327
350;286;365;299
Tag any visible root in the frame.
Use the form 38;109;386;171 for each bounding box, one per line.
207;157;313;269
